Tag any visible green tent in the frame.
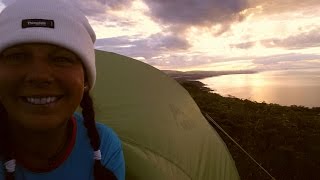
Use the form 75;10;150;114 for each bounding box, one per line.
91;50;239;180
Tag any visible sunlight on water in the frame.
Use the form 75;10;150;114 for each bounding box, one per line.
200;69;320;107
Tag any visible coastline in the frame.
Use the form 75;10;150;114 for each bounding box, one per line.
163;69;257;81
178;80;320;180
185;79;320;109
166;69;320;108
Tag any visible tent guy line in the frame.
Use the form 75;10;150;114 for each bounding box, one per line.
204;113;276;180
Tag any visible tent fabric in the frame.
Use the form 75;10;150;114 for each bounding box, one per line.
91;50;239;180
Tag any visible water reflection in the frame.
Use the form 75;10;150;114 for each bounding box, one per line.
200;70;320;107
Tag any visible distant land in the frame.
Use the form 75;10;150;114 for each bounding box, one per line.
163;70;257;81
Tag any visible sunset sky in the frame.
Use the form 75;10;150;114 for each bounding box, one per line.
1;0;320;71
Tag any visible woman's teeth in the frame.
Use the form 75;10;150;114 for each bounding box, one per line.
26;97;59;105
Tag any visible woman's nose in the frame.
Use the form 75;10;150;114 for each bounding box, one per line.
24;58;54;87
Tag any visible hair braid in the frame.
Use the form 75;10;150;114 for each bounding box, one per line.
80;91;118;180
0;102;15;180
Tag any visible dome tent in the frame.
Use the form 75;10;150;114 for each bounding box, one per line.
91;49;239;180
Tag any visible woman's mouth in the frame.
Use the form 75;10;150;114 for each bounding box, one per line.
21;96;63;105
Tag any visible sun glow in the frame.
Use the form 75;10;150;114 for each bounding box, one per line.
184;5;320;70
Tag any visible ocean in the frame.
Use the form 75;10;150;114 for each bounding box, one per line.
200;69;320;108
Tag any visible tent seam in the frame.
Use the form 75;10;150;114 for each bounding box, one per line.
120;137;193;180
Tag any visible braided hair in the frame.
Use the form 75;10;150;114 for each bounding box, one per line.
0;91;117;180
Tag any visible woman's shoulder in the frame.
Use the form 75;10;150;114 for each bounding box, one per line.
73;112;125;180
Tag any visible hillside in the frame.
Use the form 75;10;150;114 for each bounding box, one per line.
179;80;320;180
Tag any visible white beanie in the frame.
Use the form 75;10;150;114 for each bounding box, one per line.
0;0;97;90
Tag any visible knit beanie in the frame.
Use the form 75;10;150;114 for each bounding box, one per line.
0;0;97;90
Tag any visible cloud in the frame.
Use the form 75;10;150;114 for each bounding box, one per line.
73;0;133;17
249;0;320;15
230;41;256;49
65;0;131;19
143;0;248;35
252;53;320;71
1;0;14;6
231;28;320;50
155;53;320;71
260;29;320;50
0;0;132;16
94;0;131;10
96;31;320;70
0;0;26;7
253;53;320;65
145;53;244;70
0;0;105;15
96;34;320;71
153;34;191;50
95;33;191;59
0;0;136;33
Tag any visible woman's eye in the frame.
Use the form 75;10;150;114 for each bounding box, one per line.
53;57;75;65
0;53;28;64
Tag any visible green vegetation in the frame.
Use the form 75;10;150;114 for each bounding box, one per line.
179;80;320;180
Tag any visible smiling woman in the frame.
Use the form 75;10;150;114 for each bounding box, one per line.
0;44;85;131
0;0;125;180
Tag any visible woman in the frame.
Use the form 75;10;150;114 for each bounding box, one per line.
0;0;125;179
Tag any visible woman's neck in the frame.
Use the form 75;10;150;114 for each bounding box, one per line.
9;119;71;169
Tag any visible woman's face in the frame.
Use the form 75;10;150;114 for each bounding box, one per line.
0;43;86;131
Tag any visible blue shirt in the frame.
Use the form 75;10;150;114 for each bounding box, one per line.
0;113;125;180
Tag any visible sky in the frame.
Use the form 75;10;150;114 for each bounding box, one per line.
1;0;320;71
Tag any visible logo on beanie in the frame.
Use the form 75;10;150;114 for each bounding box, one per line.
22;19;54;29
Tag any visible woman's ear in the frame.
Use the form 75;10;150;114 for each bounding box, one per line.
84;82;89;92
84;73;89;91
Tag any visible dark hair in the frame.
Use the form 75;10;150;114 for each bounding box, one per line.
0;91;117;180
